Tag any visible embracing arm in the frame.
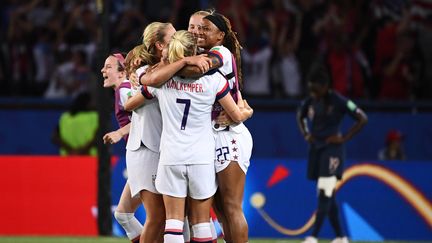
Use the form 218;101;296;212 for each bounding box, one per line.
177;54;221;78
218;93;253;123
124;92;146;111
140;55;213;87
214;91;250;125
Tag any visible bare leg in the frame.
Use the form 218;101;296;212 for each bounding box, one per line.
188;197;214;243
139;190;165;243
163;195;186;243
217;162;248;243
213;190;231;241
115;183;143;242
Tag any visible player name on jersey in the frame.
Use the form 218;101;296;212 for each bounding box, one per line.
167;79;203;93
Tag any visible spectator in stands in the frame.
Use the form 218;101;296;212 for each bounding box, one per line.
295;0;326;93
241;11;273;97
1;0;431;101
44;50;93;98
378;129;406;161
270;0;302;98
373;7;424;100
51;92;99;156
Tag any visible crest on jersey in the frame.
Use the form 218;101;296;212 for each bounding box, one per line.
329;157;340;174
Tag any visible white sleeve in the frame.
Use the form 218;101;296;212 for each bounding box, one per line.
215;75;230;101
119;87;131;106
142;85;157;99
209;45;232;70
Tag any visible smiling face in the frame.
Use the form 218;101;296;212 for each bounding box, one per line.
101;56;124;88
200;18;225;50
188;14;205;46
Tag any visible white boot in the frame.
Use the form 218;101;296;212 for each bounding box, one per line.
331;236;349;243
302;236;318;243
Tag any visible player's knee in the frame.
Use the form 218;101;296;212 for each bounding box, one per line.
146;217;165;228
114;211;134;225
223;198;242;217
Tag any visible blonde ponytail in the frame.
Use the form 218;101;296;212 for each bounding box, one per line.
168;30;197;63
141;22;173;65
124;44;145;76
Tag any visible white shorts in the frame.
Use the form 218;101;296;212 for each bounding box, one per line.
155;163;217;200
126;146;160;197
214;126;253;174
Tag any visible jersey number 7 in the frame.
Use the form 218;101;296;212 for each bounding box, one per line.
176;98;191;130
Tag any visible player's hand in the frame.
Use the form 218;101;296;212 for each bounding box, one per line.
243;99;253;114
129;72;140;88
184;54;212;73
103;131;122;145
215;111;234;127
326;134;345;144
304;133;315;143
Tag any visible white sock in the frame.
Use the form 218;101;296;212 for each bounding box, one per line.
183;216;191;243
114;212;142;240
209;218;217;242
191;222;212;243
165;219;184;243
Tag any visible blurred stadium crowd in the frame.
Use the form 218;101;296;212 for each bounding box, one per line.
0;0;431;100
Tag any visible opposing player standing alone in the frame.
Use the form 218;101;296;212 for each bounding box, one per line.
297;64;367;243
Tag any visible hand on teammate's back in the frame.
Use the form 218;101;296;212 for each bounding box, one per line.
129;73;140;88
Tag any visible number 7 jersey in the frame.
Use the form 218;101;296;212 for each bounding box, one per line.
143;71;230;165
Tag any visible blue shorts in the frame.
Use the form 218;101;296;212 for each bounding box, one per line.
307;143;345;181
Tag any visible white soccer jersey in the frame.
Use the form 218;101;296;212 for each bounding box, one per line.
126;66;162;153
209;45;236;89
144;72;230;165
118;80;130;106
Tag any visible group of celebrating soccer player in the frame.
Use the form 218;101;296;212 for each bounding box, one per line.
101;10;253;243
